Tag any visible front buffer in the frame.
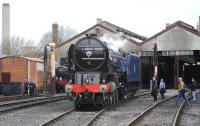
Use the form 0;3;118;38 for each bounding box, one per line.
65;84;112;109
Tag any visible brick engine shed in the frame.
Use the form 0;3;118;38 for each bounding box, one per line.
0;56;44;95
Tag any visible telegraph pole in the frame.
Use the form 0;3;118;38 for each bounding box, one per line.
44;45;48;95
153;41;158;79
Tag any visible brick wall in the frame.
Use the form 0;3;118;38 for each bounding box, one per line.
0;57;44;92
36;63;44;89
0;57;26;83
29;61;37;82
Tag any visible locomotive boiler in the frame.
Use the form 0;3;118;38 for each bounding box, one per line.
56;35;140;109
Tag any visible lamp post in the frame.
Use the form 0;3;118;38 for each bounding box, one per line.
153;40;158;79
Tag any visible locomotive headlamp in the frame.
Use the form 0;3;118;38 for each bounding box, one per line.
102;79;106;84
65;85;73;93
100;85;107;93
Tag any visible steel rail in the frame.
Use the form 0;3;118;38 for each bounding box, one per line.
84;108;106;126
85;91;150;126
40;91;149;126
172;92;199;126
40;90;150;126
0;96;65;107
125;95;176;126
0;96;66;114
0;95;27;102
40;108;75;126
172;100;185;126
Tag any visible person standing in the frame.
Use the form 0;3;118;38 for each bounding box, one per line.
191;78;196;101
159;79;166;99
151;76;158;101
24;79;29;96
29;81;36;96
175;77;190;106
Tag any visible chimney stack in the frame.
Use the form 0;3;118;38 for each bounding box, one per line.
52;23;59;46
52;23;60;67
2;3;11;55
96;18;102;24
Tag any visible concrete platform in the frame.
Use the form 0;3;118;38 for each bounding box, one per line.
164;89;178;97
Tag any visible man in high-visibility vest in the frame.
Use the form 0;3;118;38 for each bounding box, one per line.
175;77;190;106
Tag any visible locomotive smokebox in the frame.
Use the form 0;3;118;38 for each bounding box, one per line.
70;36;109;71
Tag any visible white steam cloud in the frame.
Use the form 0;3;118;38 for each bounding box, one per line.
99;33;127;52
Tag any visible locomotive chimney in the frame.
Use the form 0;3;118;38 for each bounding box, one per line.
96;18;102;24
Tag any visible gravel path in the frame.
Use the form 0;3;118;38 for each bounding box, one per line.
179;93;200;126
0;99;73;126
92;95;155;126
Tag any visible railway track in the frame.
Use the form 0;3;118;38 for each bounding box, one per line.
126;92;196;126
0;96;67;114
0;95;28;102
84;108;106;126
40;108;100;126
40;108;75;126
40;90;150;126
172;92;200;126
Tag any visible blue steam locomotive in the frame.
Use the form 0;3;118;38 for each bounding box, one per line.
56;35;140;108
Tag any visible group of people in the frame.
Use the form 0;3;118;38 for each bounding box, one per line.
151;76;197;106
175;77;197;106
151;77;166;101
24;80;36;96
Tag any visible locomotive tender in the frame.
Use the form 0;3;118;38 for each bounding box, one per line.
56;35;140;108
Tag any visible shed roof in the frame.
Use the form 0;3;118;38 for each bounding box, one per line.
56;21;146;48
139;20;200;45
56;20;200;49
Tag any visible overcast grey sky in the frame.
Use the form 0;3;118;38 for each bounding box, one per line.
1;0;200;44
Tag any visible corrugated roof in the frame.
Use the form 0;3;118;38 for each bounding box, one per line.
139;20;200;45
56;20;200;49
56;21;145;48
101;21;147;40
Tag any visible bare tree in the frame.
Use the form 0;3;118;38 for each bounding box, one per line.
10;36;40;57
10;36;26;56
22;47;43;57
38;31;52;50
59;26;77;43
1;39;11;55
37;25;77;50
